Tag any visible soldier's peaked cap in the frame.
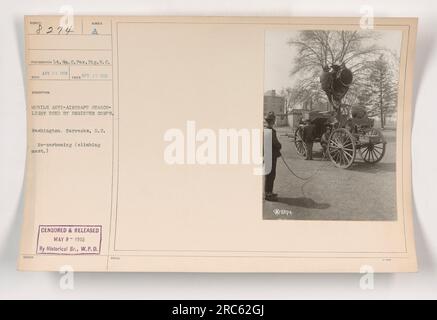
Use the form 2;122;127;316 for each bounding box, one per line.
265;111;276;121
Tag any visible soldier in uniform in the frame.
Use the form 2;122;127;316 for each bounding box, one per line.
264;112;282;202
320;63;353;111
320;124;332;159
320;64;332;94
302;120;315;160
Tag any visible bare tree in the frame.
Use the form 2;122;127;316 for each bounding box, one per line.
279;87;294;111
289;30;382;74
287;30;388;111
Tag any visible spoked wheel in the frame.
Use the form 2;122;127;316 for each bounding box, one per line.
359;128;386;163
294;127;307;158
327;128;356;169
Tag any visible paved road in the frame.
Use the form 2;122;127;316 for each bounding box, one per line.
263;126;397;221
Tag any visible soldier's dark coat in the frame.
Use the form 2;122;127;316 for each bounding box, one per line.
264;127;282;194
303;124;315;160
271;128;282;158
302;123;315;143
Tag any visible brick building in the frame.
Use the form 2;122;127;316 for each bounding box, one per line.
263;90;288;126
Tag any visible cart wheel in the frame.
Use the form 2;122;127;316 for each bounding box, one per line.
328;128;356;169
359;128;386;163
294;127;306;158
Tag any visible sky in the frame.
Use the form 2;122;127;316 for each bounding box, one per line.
264;29;403;93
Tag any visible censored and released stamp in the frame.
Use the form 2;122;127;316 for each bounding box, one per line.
36;225;102;255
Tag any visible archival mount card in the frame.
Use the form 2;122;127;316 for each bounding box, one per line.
19;16;418;272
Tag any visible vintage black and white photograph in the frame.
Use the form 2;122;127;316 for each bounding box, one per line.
263;29;403;220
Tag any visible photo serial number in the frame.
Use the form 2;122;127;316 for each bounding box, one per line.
171;304;264;318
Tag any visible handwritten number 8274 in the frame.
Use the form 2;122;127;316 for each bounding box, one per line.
35;24;73;35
